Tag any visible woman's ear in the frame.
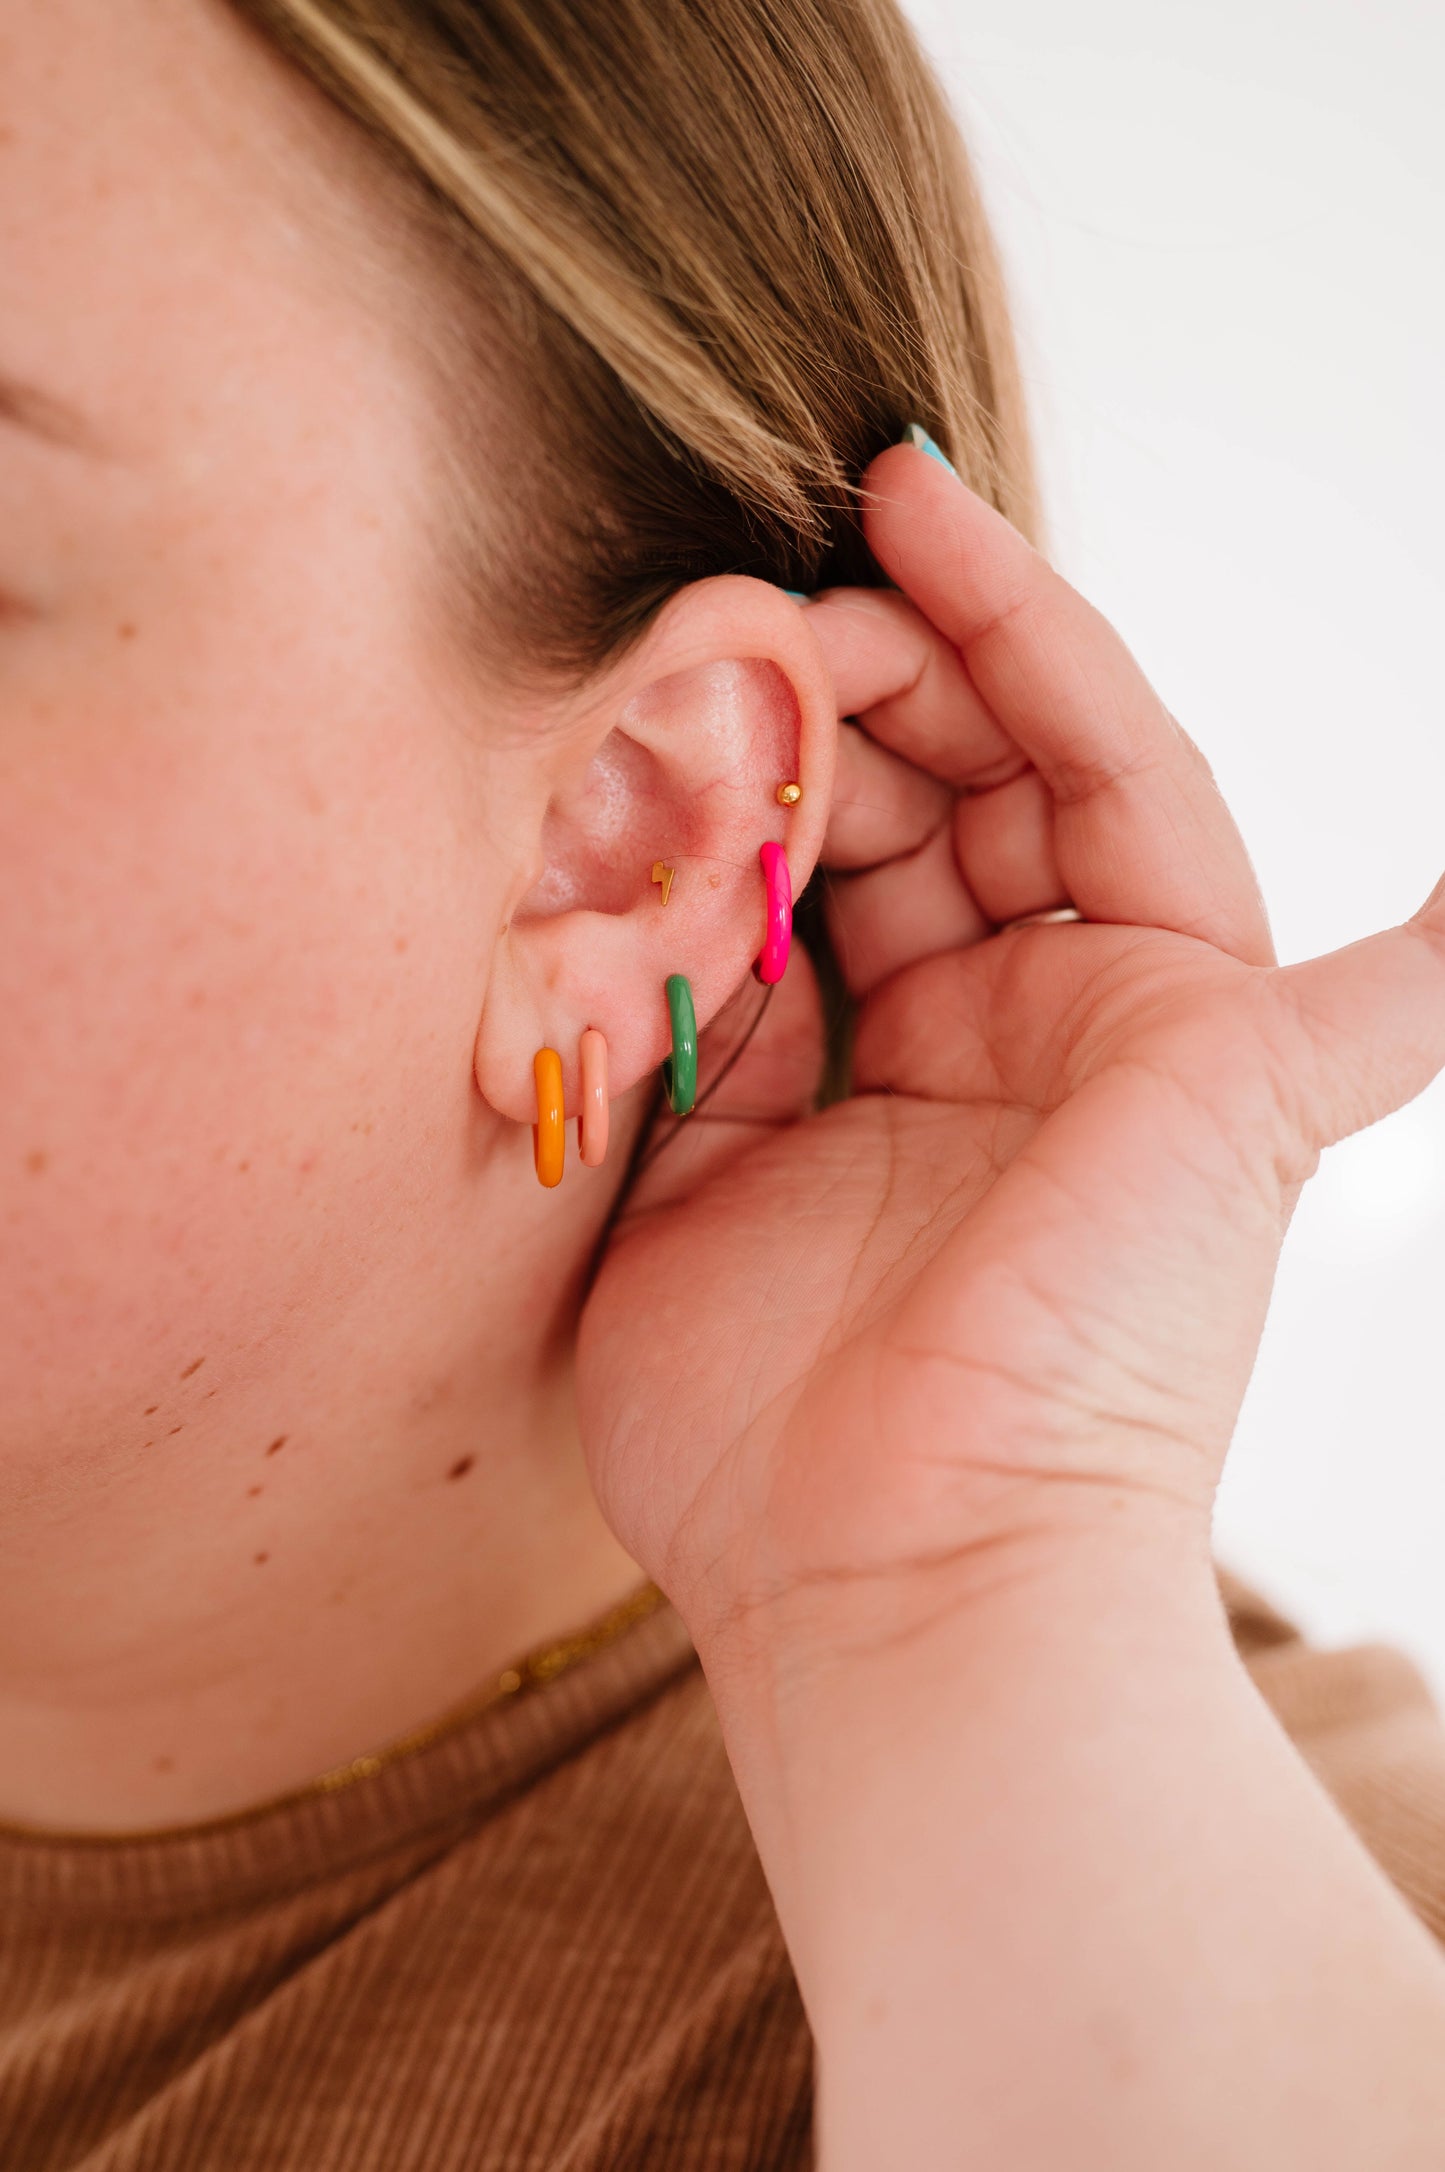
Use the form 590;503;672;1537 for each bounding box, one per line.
472;576;835;1124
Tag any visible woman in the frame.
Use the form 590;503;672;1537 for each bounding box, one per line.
3;0;1444;2164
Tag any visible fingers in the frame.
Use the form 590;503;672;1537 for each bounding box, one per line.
810;590;1057;987
1265;874;1445;1157
825;721;953;870
953;767;1066;926
826;822;990;998
805;588;1016;787
855;445;1276;969
823;755;1066;990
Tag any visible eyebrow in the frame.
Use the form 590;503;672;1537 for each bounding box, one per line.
0;367;109;457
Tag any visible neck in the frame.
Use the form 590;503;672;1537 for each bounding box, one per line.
0;1206;644;1834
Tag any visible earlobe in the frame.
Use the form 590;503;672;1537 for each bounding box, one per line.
519;838;792;1185
471;574;835;1139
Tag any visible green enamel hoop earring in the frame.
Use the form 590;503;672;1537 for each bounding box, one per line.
661;973;697;1115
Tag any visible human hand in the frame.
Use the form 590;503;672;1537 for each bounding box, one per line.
578;441;1445;1668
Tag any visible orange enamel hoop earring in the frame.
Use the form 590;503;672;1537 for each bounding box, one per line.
532;1047;565;1187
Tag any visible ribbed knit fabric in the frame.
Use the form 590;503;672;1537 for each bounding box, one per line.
2;1563;1444;2169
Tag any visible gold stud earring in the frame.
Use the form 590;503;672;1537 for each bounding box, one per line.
775;781;802;807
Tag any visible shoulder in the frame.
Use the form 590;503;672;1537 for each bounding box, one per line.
1217;1562;1445;1946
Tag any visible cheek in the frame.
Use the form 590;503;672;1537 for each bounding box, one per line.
0;668;492;1459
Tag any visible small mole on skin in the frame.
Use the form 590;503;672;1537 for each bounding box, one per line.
152;1754;175;1775
247;1485;264;1498
180;1357;205;1380
24;1148;49;1175
448;1455;476;1482
265;1435;288;1457
253;1551;269;1566
168;1425;184;1437
238;1160;251;1172
117;622;137;640
144;1404;159;1416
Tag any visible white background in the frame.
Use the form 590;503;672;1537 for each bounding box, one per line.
906;0;1445;1695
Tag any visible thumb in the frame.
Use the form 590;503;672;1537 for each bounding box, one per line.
1267;869;1445;1154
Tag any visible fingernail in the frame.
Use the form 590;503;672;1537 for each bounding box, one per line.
780;587;811;603
901;423;956;475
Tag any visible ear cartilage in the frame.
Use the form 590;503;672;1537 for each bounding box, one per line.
532;1047;566;1187
651;861;675;906
775;781;803;806
661;975;698;1115
578;1027;610;1166
753;841;793;986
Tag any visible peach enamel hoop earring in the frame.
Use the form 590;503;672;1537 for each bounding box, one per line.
578;1028;609;1166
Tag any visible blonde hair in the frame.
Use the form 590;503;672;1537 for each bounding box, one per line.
223;0;1039;683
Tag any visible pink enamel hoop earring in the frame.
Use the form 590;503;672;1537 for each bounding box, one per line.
578;1027;610;1166
753;841;792;984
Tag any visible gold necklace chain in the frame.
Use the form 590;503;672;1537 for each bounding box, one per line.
307;1577;669;1799
0;1577;669;1848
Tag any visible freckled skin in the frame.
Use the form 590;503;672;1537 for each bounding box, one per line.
0;0;731;1828
0;3;523;1486
447;1455;475;1482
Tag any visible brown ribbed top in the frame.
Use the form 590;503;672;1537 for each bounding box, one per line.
2;1564;1444;2170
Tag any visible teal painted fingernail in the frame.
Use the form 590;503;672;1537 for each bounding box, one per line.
901;423;956;475
782;589;810;602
